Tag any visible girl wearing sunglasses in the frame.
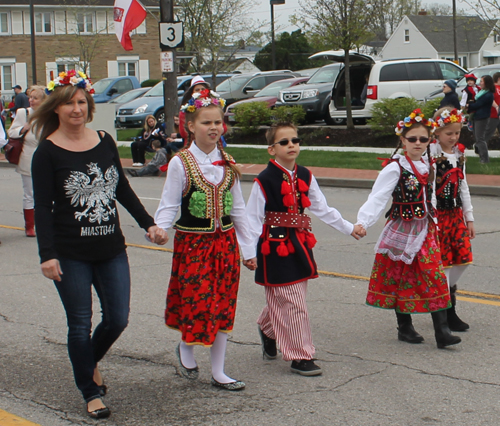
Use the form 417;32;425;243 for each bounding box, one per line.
356;109;461;349
431;108;474;333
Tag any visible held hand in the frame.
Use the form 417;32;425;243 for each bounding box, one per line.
41;259;63;282
170;133;177;138
467;221;475;239
147;226;169;245
243;258;257;271
351;224;366;240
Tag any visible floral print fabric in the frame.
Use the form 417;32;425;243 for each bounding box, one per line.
437;207;473;267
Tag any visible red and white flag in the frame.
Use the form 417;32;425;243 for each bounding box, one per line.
113;0;147;51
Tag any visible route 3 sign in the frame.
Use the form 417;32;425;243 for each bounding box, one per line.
159;22;184;49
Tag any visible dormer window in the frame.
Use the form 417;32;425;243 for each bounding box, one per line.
405;29;410;43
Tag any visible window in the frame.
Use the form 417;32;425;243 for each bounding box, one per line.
35;12;52;34
118;62;137;77
404;29;410;43
488;57;496;65
246;76;266;91
379;64;409;81
0;12;9;34
495;34;500;43
0;65;13;90
57;63;81;74
77;12;94;34
110;78;134;95
407;62;440;80
438;62;465;80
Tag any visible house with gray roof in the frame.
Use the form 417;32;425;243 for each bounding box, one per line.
380;14;499;69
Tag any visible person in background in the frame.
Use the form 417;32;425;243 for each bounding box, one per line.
460;74;479;109
131;115;164;167
483;72;500;144
128;139;167;177
439;80;460;110
0;89;5;125
31;70;168;419
7;96;15;120
11;85;30;115
8;85;46;237
467;75;495;164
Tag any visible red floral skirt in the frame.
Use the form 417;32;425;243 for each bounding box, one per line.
165;228;240;346
437;207;473;268
366;222;451;313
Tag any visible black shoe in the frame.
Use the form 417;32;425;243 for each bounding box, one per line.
290;359;322;376
395;312;424;343
431;310;462;349
210;377;245;391
448;285;469;332
175;343;199;380
87;400;111;419
257;326;277;359
127;169;138;177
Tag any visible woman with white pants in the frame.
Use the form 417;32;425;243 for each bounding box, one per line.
8;85;46;237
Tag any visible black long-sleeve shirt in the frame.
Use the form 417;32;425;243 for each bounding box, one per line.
32;131;155;263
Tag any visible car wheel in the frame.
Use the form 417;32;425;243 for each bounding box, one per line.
155;109;165;123
324;106;346;125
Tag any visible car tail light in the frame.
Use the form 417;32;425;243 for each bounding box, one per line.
367;85;377;100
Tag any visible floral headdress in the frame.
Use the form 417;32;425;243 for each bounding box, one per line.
434;108;465;128
46;70;95;95
395;108;435;136
180;89;226;113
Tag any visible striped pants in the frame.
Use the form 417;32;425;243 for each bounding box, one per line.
257;281;315;361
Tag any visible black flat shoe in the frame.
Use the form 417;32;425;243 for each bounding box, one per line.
210;377;245;391
257;326;277;360
175;343;199;380
87;400;111;419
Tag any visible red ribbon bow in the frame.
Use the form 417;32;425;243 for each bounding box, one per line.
212;160;236;166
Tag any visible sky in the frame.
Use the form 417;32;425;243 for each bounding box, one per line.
251;0;475;39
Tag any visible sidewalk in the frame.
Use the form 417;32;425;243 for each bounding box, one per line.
2;153;499;196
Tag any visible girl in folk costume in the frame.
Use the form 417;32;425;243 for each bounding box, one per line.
246;122;364;376
356;109;461;349
431;107;474;332
460;74;479;109
155;89;257;391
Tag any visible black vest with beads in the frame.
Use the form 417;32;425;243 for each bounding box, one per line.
434;154;464;210
174;150;235;233
255;160;318;287
386;160;434;221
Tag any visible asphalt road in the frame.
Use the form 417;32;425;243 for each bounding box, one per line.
1;168;500;426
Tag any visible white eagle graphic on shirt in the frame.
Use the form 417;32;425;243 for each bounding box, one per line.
64;162;119;224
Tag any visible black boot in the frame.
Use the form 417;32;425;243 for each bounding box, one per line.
447;285;469;332
431;310;461;349
396;312;424;343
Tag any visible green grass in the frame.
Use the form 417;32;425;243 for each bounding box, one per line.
117;146;500;175
117;128;141;141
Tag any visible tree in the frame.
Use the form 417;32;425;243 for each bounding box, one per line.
366;0;422;41
253;30;320;71
176;0;263;82
297;0;374;129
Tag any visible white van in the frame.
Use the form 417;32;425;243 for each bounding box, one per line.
308;51;467;122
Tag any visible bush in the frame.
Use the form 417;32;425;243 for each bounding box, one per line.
421;97;442;120
141;79;161;87
367;97;422;136
271;105;306;125
233;102;271;134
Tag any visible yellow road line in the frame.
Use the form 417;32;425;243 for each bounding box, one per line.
0;225;24;230
457;296;500;307
0;409;41;426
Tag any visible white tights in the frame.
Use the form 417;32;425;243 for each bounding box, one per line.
444;264;469;288
178;331;235;384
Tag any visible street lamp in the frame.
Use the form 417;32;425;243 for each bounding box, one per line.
270;0;285;70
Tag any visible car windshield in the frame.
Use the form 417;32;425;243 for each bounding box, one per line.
145;82;164;97
91;79;112;95
216;76;249;92
255;79;295;97
109;89;144;104
308;67;340;84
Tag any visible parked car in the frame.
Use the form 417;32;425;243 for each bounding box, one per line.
116;74;234;127
425;64;500;102
216;70;299;105
224;77;309;124
307;51;466;122
109;87;149;114
91;76;141;103
275;63;343;124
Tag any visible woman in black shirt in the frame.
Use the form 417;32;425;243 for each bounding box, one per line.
31;71;168;419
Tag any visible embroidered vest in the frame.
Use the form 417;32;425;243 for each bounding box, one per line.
434;154;464;210
174;150;235;233
254;160;318;287
386;161;433;221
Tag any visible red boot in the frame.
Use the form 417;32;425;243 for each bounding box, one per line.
23;209;36;237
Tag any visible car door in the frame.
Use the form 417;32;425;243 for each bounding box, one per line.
242;76;267;98
377;63;411;99
406;62;443;101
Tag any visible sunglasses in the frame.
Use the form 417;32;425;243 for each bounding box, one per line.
271;138;301;147
404;136;430;143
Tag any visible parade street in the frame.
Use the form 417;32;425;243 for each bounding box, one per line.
1;167;500;426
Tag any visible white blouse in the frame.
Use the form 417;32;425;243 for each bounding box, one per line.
154;143;255;260
8;107;38;176
246;160;354;251
430;143;474;222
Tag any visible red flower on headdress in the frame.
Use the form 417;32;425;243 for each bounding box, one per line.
456;143;465;153
200;88;210;98
67;69;76;78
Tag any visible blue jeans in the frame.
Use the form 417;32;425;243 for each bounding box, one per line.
54;251;131;402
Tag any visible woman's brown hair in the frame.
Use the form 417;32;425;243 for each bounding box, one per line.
31;85;95;142
184;104;241;179
143;114;156;132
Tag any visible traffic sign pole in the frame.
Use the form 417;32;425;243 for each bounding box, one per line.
160;0;177;135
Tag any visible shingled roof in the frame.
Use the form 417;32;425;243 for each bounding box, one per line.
408;15;495;52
